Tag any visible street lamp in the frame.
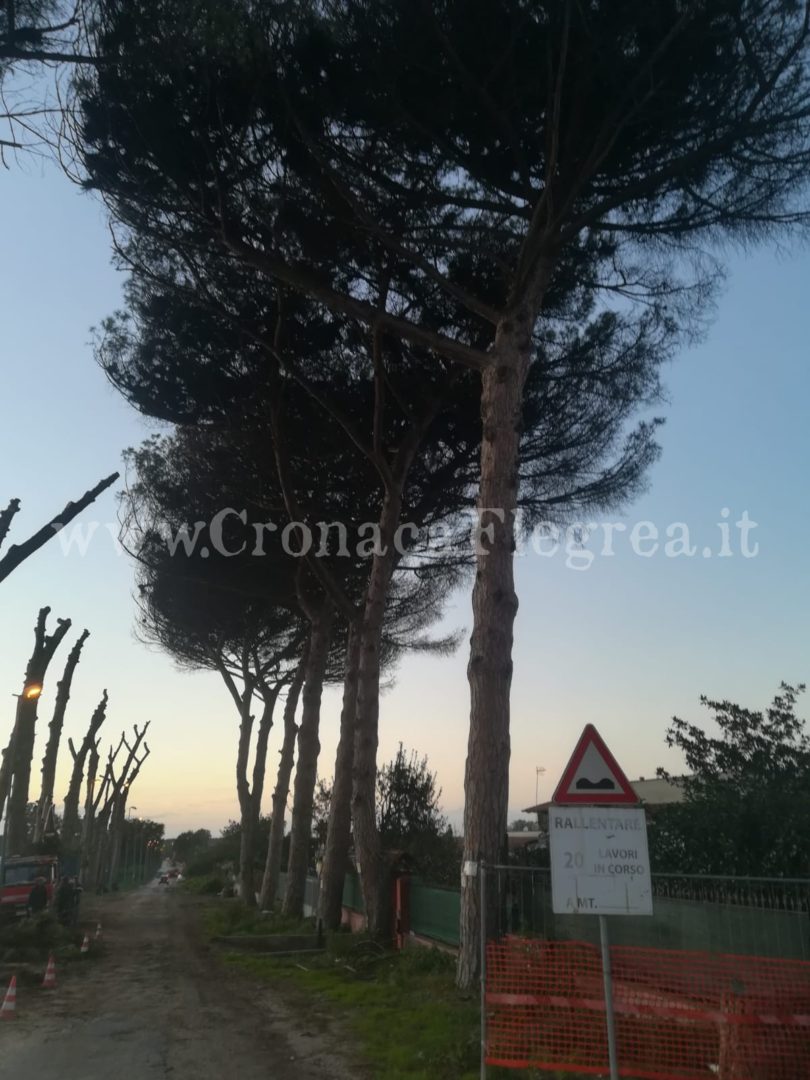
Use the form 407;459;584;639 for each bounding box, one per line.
11;683;42;700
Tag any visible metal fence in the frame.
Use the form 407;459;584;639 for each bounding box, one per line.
277;867;810;962
274;871;321;917
490;866;810;961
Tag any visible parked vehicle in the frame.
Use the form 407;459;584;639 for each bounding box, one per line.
0;855;59;919
159;873;169;884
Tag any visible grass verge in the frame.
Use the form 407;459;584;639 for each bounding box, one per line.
201;895;314;939
221;931;580;1080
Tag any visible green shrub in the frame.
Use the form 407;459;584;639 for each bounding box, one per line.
0;913;75;961
181;873;225;896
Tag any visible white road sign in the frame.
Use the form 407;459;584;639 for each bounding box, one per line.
548;805;653;916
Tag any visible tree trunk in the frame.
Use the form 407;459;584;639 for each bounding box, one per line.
457;309;535;991
79;742;100;882
6;608;72;853
318;621;361;929
259;655;306;911
238;689;280;906
107;794;126;888
283;604;335;918
63;691;108;850
352;492;401;936
234;693;256;904
35;629;90;843
0;740;12;821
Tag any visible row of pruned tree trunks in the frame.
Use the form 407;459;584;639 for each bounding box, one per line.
0;473;120;859
1;605;150;883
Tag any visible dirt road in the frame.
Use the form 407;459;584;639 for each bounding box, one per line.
0;880;363;1079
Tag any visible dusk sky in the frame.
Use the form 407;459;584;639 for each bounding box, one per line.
2;156;808;838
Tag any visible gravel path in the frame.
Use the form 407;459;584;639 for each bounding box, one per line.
0;880;363;1079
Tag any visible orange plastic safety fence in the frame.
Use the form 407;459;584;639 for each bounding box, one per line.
485;937;810;1079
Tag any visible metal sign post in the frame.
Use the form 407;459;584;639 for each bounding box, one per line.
599;915;620;1080
548;723;654;1080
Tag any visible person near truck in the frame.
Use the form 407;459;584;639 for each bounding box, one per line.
27;876;49;916
55;875;75;925
71;876;83;924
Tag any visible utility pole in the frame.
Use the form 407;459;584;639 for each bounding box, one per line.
535;766;546;808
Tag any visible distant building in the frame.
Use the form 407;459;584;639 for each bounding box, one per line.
523;774;689;829
507;830;546;853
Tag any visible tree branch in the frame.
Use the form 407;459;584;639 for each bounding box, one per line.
0;472;119;584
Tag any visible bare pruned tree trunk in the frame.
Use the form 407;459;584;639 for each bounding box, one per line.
35;628;90;843
79;740;100;881
106;747;148;888
89;725;149;889
6;607;72;853
318;622;361;929
283;603;335;919
259;653;306;911
62;690;108;850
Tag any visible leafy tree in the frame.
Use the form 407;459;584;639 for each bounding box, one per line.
172;828;212;866
376;744;459;886
189;816;272;880
317;745;460;885
652;683;810;877
377;744;447;844
73;1;810;984
508;819;535;833
81;130;670;936
124;432;311;906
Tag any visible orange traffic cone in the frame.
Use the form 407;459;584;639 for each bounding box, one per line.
95;921;102;941
0;975;17;1019
42;953;57;989
80;933;90;954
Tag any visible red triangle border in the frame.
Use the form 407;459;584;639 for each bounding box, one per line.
552;724;640;805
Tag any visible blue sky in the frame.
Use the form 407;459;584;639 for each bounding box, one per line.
1;157;808;836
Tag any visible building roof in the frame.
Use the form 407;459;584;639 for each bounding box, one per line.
523;775;688;815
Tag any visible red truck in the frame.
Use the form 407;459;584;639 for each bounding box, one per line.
0;854;60;919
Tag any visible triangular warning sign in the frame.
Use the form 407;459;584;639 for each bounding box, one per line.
552;724;639;805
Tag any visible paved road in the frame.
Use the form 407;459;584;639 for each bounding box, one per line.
0;881;361;1079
